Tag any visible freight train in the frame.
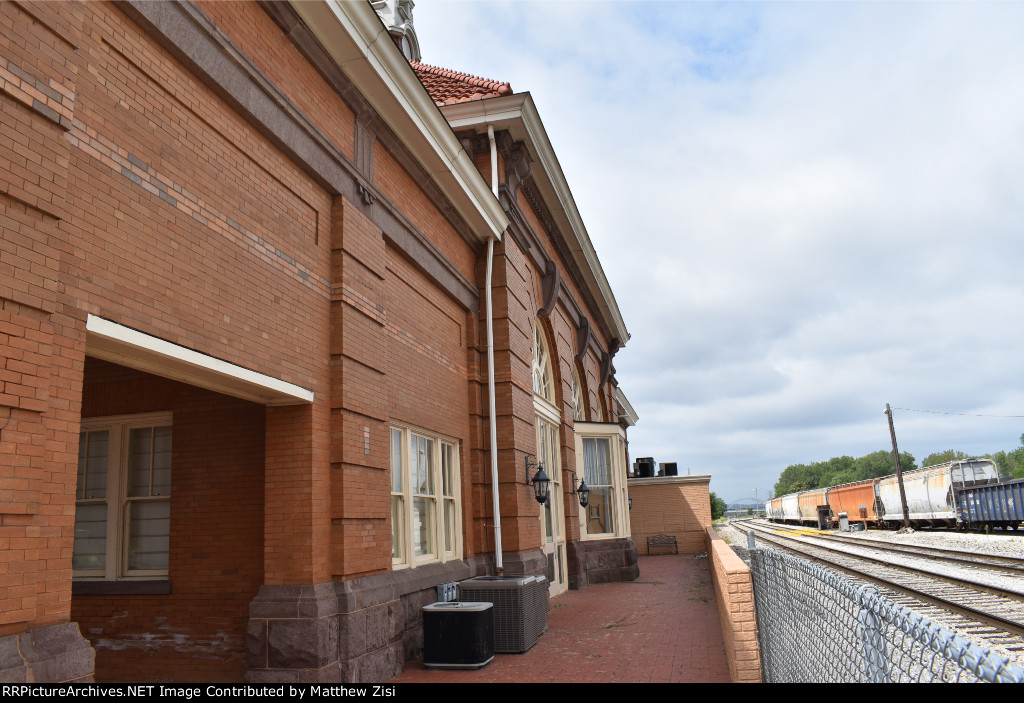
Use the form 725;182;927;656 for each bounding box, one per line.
766;458;1024;531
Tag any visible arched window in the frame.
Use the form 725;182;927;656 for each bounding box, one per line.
533;325;554;404
532;321;565;596
572;366;586;422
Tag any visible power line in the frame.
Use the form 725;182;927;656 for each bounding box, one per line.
892;407;1024;419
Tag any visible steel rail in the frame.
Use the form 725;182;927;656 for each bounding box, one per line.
801;530;1024;574
734;521;1024;641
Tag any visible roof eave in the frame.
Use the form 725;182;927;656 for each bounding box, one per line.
290;0;507;243
441;94;630;348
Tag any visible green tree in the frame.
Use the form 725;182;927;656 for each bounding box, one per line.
854;450;917;479
817;455;857;488
710;491;727;521
921;449;968;467
989;451;1013;478
985;434;1024;478
773;450;919;497
1006;434;1024;479
774;462;824;496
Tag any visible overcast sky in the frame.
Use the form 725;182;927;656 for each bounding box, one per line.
413;1;1024;504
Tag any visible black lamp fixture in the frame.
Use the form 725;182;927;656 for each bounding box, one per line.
569;471;590;508
628;494;633;510
524;455;550;505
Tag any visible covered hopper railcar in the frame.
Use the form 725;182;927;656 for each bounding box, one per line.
767;458;1005;530
875;458;1000;528
798;489;829;527
825;478;880;527
780;493;802;523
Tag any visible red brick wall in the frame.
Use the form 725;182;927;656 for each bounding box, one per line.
478;239;544;553
514;190;617;423
629;478;712;554
374;144;478;282
72;359;264;682
329;197;390;579
1;0;632;682
62;1;331;389
327;187;479;577
379;246;473;562
0;0;85;638
196;0;357;161
706;527;761;682
1;0;340;668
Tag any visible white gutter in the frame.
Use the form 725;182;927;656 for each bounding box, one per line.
291;0;508;242
616;387;639;427
440;94;630;347
486;125;503;574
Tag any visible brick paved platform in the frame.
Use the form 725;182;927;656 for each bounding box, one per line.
394;554;731;683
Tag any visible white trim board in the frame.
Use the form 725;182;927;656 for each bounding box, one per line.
85;315;314;406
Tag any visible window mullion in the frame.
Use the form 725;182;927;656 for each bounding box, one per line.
106;423;124;581
435;442;444;561
404;431;413;565
148;426;155;496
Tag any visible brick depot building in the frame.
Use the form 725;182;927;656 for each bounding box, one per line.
0;0;642;683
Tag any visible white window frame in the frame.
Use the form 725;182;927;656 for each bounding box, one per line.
572;366;586;423
574;421;631;541
533;325;554;403
73;412;173;581
533;321;568;596
390;423;462;569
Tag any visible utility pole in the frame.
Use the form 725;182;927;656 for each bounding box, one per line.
885;403;911;529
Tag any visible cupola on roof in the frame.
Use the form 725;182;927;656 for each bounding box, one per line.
371;0;421;61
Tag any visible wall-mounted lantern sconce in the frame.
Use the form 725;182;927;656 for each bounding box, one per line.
569;471;590;508
524;455;550;505
628;494;633;511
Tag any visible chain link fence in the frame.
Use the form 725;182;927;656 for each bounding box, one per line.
748;547;1024;683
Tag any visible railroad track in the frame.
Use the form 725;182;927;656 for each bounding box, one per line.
731;519;1024;661
808;531;1024;575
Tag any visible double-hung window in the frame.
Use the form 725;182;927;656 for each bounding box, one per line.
391;425;461;568
574;421;630;540
581;436;614;536
73;412;173;580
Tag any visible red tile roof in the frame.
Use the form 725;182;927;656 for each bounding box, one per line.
410;61;513;105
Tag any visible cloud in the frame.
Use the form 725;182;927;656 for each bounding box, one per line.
414;1;1024;501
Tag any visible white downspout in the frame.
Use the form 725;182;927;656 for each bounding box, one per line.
486;125;503;575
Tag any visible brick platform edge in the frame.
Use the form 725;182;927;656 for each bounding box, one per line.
705;527;762;683
0;623;95;682
566;537;639;590
245;551;545;683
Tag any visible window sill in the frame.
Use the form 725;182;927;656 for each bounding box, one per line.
72;580;172;596
392;554;462;571
580;532;621;542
